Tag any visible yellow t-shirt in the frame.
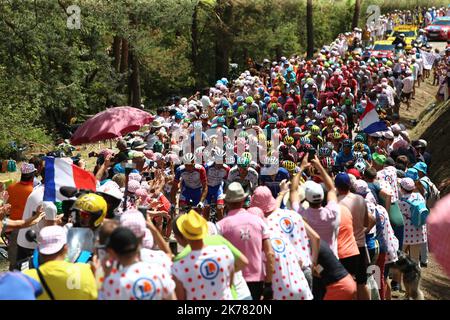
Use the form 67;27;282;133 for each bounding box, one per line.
24;260;98;300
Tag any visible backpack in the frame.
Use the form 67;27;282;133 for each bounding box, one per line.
401;196;429;228
421;178;440;208
7;160;16;173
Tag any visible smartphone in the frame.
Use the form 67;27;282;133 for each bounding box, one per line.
138;206;148;219
308;148;316;162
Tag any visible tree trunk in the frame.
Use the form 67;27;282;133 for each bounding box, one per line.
275;46;282;62
306;0;314;59
113;36;121;72
129;49;141;108
352;0;361;30
215;0;233;80
191;3;199;85
120;38;129;74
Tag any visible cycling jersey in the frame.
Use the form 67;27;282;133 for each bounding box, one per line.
227;166;259;193
260;167;290;198
174;164;207;190
335;151;354;166
204;162;230;188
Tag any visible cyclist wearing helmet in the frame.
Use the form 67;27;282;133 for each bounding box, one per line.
263;117;278;141
232;95;246;112
339;87;355;107
279;144;295;162
320;99;336;118
210;117;229;136
282;136;298;162
245;96;261;123
203;148;230;221
281;160;297;175
227;157;259;196
336;139;354;167
72;193;108;230
259;156;290;199
170;153;208;210
322;117;336;136
352;141;371;160
169;111;184;135
225;108;238;129
321;156;335;174
199;113;211;131
305;125;324;149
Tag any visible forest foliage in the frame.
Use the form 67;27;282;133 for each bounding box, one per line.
0;0;448;157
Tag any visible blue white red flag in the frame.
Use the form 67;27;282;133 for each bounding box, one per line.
43;157;96;202
359;101;388;134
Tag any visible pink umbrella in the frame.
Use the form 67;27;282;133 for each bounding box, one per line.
70;107;154;145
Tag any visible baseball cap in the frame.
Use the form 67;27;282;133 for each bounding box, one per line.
38;226;67;255
353;179;370;197
304;180;324;204
21;163;37;175
0;272;43;300
106;227;139;255
120;210;147;238
335;173;351;189
400;178;415;192
347;168;361;179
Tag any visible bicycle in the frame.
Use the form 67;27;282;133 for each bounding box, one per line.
0;234;8;260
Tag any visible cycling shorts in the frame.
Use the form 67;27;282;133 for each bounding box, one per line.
179;186;202;206
205;184;225;205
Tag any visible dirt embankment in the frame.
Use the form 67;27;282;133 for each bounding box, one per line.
409;98;450;196
402;70;450;300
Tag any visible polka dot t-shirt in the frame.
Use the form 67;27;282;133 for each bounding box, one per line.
269;230;313;300
172;245;234;300
266;208;312;269
101;261;175;300
140;248;173;275
399;192;428;245
377;166;399;202
367;202;399;264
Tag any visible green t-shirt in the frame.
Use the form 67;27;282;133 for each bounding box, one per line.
174;235;243;299
174;235;242;261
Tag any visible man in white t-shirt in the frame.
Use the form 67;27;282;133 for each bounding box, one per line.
402;70;414;110
16;185;58;264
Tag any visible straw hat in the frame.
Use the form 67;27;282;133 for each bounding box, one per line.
176;210;208;241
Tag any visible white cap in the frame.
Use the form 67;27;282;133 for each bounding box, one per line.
38;226;67;255
304;181;324;204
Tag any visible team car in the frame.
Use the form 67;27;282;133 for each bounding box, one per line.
387;25;418;50
425;17;450;41
368;40;396;59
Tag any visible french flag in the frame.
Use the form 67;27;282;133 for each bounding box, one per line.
43;157;97;202
359;100;388;134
